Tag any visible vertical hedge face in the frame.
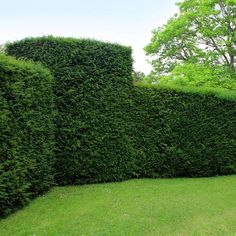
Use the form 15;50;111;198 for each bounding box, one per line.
6;36;236;187
6;37;135;185
0;54;54;217
131;87;236;177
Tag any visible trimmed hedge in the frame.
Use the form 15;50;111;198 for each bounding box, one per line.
0;54;54;217
6;36;135;185
6;36;236;188
130;85;236;178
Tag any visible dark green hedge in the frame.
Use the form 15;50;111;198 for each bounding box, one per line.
6;36;236;188
6;36;135;185
130;85;236;178
0;54;54;217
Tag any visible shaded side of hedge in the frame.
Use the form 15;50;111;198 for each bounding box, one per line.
6;37;136;185
0;54;54;217
130;86;236;177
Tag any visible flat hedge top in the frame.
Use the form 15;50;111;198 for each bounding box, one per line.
136;82;236;101
5;36;132;57
0;53;52;78
6;35;131;48
5;36;133;82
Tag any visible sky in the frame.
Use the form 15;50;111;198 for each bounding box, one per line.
0;0;179;74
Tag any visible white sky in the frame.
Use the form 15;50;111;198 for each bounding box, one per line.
0;0;179;74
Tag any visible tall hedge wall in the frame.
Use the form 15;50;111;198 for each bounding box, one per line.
130;85;236;178
6;36;236;188
6;37;135;185
0;54;54;217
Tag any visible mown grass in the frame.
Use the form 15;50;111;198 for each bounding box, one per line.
0;176;236;236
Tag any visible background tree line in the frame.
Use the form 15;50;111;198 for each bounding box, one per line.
137;0;236;90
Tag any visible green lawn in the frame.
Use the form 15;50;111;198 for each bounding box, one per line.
0;176;236;236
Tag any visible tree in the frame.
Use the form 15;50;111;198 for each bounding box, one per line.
159;63;236;89
145;0;236;88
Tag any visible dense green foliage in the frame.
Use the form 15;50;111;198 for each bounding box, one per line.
145;0;236;89
0;54;54;217
156;63;236;90
6;37;236;187
1;176;236;236
131;84;236;177
6;36;135;185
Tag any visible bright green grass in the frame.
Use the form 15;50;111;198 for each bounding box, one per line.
1;176;236;236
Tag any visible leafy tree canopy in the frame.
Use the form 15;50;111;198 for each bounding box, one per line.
145;0;236;89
